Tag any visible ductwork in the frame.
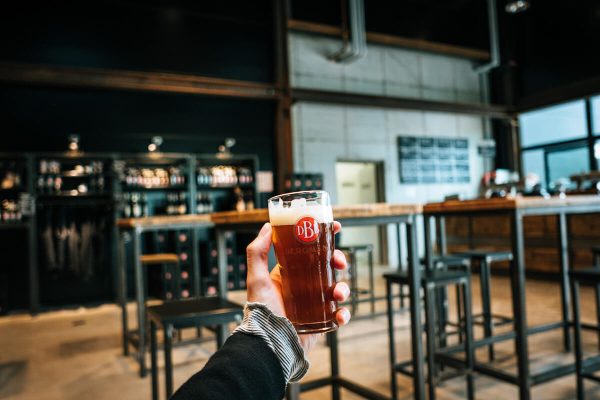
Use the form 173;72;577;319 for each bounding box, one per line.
330;0;367;63
474;0;500;74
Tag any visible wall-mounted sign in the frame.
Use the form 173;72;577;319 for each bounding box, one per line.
397;136;470;184
477;139;497;158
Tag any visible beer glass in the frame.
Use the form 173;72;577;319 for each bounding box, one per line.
268;190;338;333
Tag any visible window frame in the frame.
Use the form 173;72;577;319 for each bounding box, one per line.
519;96;599;189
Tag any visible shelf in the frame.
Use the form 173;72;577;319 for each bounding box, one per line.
197;184;255;190
121;185;188;191
0;187;26;193
0;222;29;230
37;192;112;198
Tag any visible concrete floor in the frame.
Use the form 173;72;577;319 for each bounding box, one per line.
2;270;600;400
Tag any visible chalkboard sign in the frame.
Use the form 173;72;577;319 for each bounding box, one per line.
397;136;470;184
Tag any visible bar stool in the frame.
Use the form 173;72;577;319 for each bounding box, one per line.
338;245;375;315
148;297;243;400
385;268;475;400
452;250;513;361
121;253;181;376
570;268;600;399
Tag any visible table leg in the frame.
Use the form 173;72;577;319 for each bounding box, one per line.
511;211;531;400
150;320;158;400
407;217;426;400
386;279;398;400
329;330;340;400
571;279;585;400
368;247;375;315
164;324;174;399
217;324;228;348
557;213;572;351
424;283;437;400
286;382;300;400
133;228;147;377
594;251;600;351
396;224;405;308
191;228;201;297
118;231;129;356
216;228;228;297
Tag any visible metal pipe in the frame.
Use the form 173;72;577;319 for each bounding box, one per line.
330;0;367;63
474;0;500;74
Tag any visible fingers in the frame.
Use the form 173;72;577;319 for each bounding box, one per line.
332;249;347;270
333;221;341;235
333;281;350;301
246;223;273;282
336;307;351;326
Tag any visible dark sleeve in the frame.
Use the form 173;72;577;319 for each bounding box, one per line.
170;332;286;400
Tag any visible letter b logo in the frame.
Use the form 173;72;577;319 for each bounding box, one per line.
295;216;319;243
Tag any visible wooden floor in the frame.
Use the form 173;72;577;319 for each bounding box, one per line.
2;270;600;399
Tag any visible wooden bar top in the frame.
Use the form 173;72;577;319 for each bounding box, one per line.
210;203;423;225
117;214;213;229
424;195;600;214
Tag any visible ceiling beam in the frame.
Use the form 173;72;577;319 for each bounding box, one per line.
517;76;600;113
288;19;490;61
291;88;512;119
0;62;279;100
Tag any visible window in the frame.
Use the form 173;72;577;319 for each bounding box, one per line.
592;95;600;134
519;97;599;189
522;149;546;187
546;145;589;187
519;100;587;147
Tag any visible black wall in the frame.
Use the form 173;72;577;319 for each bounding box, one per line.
0;1;276;169
1;87;275;170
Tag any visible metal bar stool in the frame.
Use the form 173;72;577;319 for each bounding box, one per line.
385;268;475;400
452;250;513;361
338;245;375;315
148;297;243;400
122;252;180;376
570;268;600;399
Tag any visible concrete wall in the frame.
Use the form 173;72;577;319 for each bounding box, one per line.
289;32;488;266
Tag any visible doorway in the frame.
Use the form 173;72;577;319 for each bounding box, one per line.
335;161;386;264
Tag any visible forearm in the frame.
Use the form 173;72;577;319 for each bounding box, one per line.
171;332;286;400
171;303;309;400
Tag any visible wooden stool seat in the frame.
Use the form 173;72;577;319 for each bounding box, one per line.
140;253;180;265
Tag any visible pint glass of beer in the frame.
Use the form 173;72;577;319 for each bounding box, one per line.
268;190;337;333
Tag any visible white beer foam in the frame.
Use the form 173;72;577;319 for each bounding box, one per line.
269;199;333;226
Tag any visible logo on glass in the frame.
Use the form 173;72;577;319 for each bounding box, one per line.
295;216;320;243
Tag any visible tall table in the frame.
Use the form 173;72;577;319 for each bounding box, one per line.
211;203;424;400
423;195;600;400
117;214;214;377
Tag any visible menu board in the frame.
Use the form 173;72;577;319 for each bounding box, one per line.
397;136;470;184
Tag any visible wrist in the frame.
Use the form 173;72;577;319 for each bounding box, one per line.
234;302;309;382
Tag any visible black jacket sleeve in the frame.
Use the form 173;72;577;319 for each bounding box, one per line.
170;332;286;400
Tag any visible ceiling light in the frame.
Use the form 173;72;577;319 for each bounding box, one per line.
505;0;530;13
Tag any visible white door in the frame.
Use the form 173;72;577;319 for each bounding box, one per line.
335;162;380;261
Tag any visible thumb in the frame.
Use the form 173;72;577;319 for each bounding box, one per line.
246;223;273;281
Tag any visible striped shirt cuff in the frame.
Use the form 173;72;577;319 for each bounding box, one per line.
233;302;310;383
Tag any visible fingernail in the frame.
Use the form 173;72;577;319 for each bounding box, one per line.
342;285;350;299
258;223;270;237
341;308;351;323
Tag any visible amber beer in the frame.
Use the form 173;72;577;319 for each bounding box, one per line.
269;191;337;333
